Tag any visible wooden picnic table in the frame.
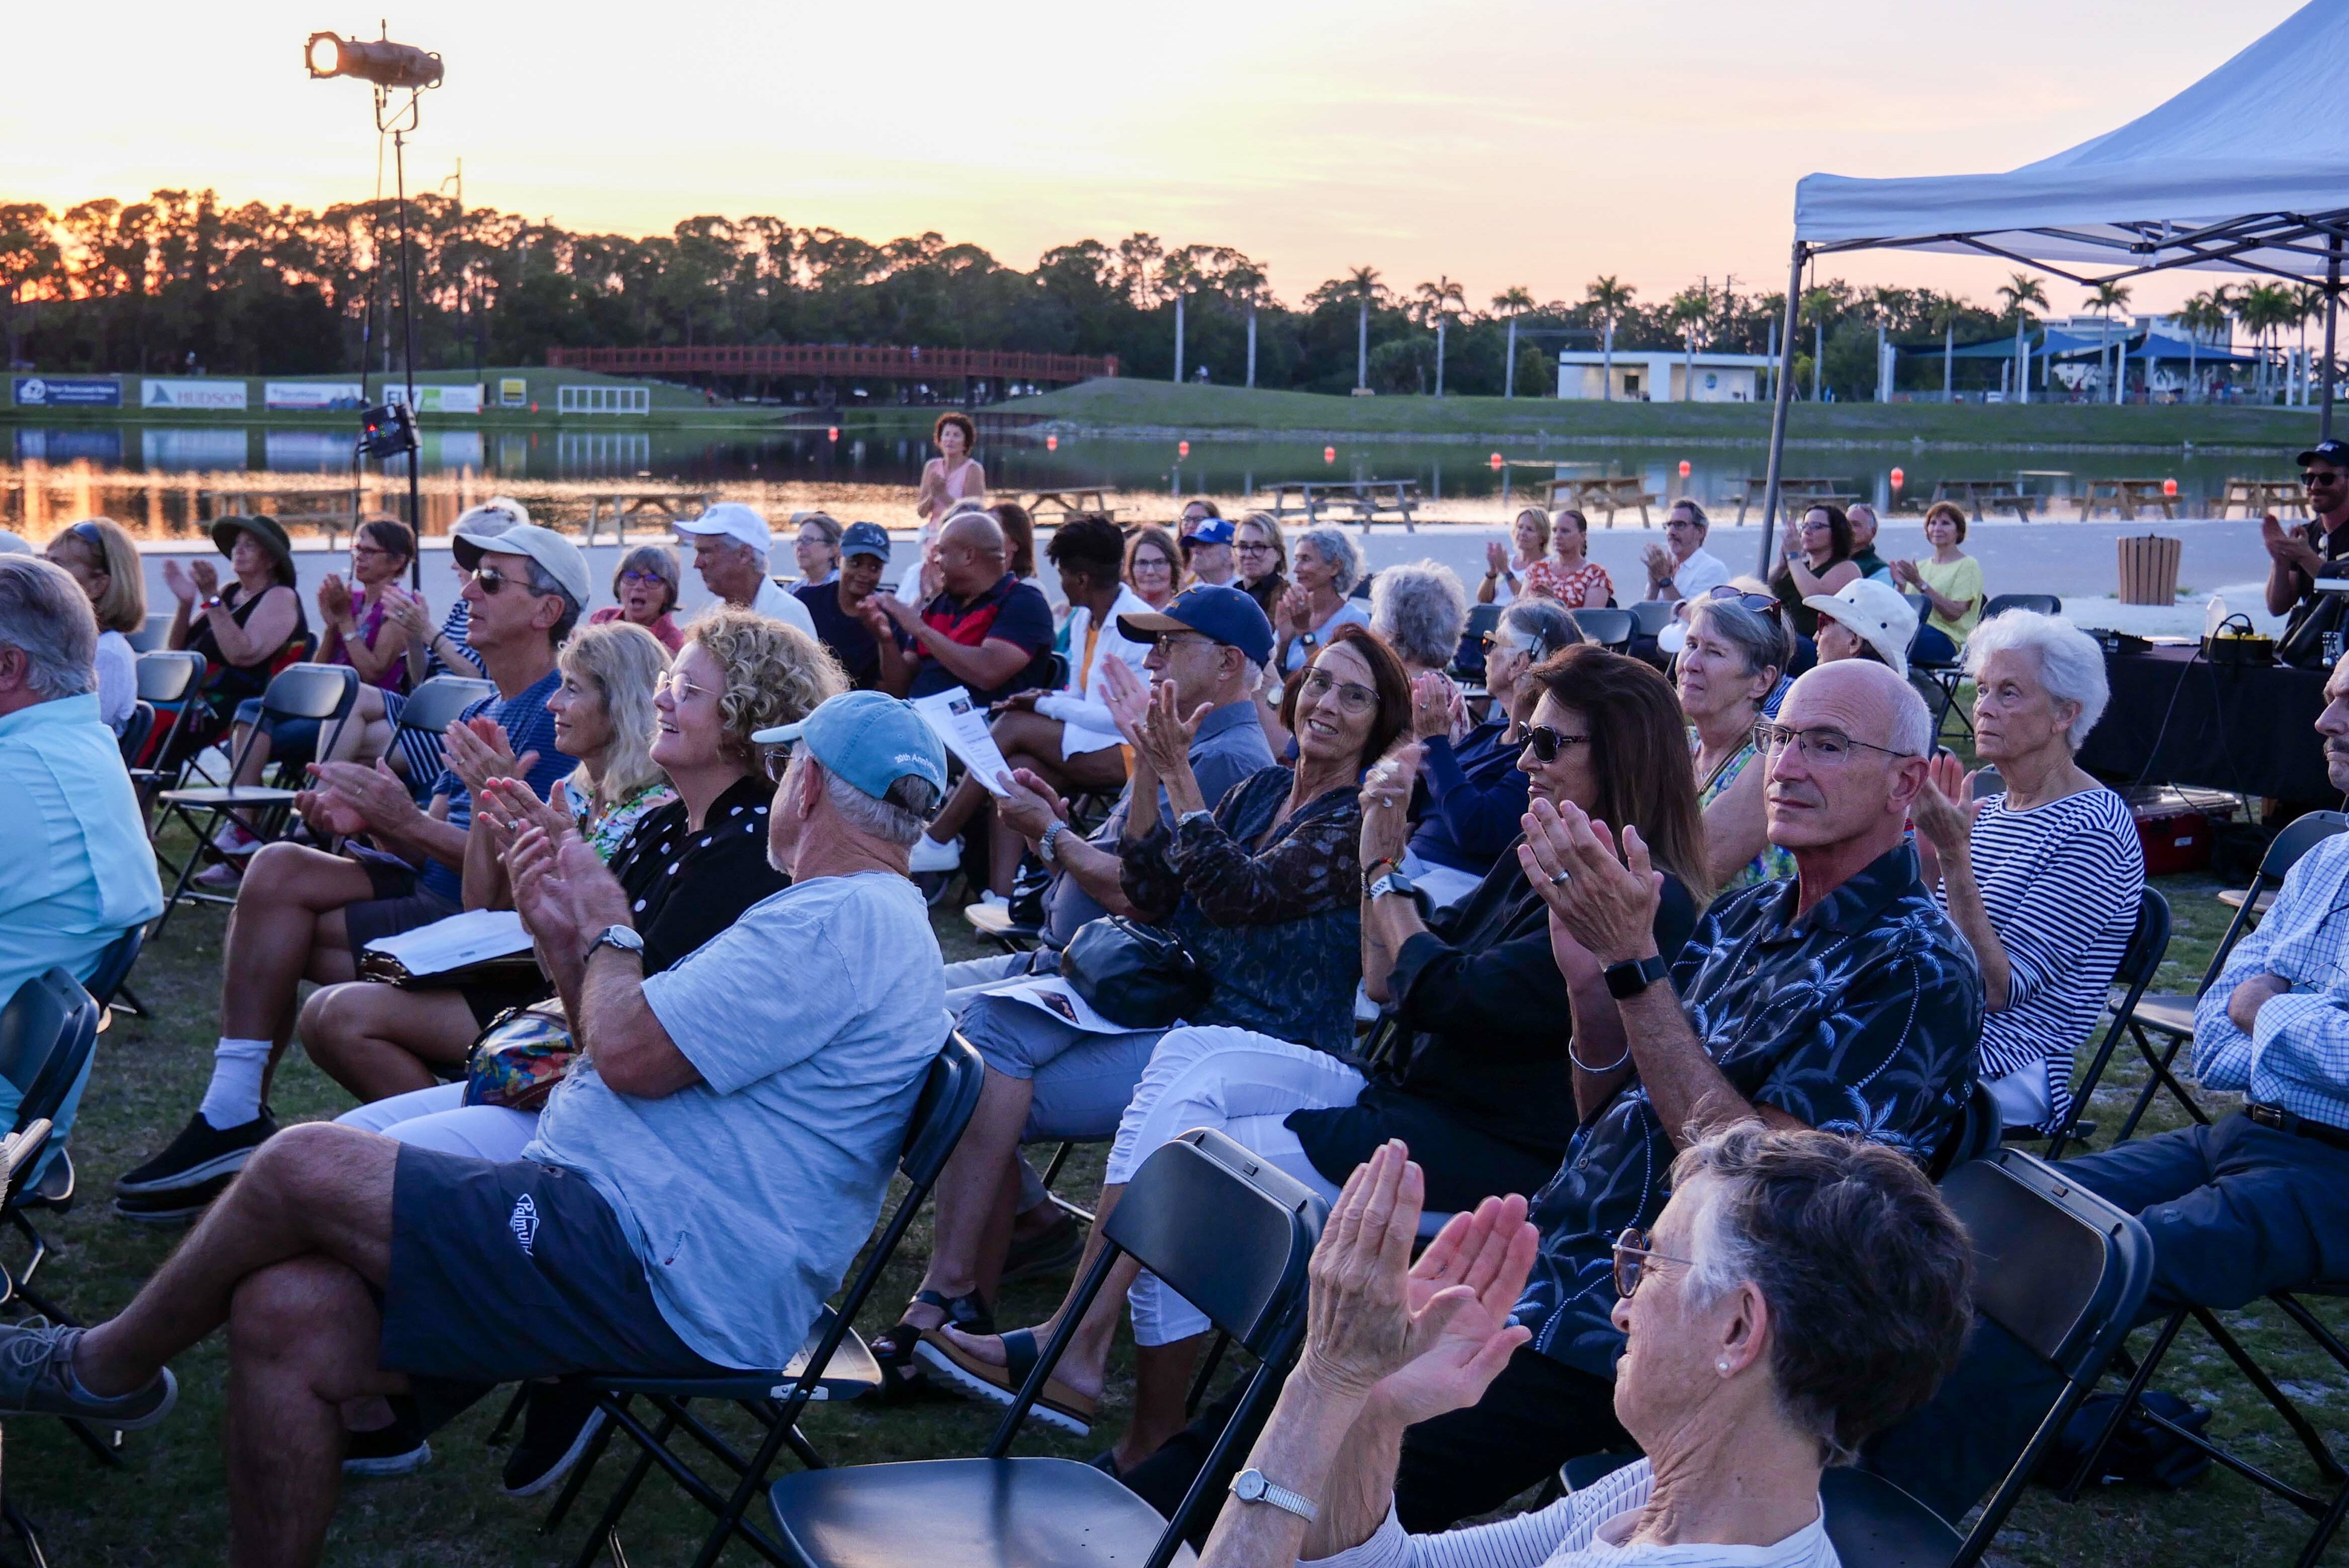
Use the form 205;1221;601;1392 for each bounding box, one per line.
582;490;714;547
2083;478;2176;521
1020;490;1120;524
1731;477;1857;525
1926;478;2038;520
1262;479;1421;532
1538;475;1658;527
198;490;359;544
2220;477;2307;517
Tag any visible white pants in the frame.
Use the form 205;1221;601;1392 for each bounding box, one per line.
335;1082;542;1161
1984;1061;2053;1129
1104;1027;1370;1347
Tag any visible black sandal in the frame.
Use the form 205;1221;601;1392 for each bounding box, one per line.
872;1290;993;1397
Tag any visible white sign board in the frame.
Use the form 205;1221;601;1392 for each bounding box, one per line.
141;378;249;410
383;383;486;414
264;381;365;411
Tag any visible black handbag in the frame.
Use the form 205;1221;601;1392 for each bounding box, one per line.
1059;916;1213;1029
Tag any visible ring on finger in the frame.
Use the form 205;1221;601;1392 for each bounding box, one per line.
1548;869;1571;887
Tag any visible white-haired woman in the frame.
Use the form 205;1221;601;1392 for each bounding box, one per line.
1197;1128;1975;1568
1912;610;2143;1134
1276;527;1372;674
1370;559;1470;683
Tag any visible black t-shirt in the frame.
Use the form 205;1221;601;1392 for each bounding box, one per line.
905;573;1056;705
608;774;792;972
794;581;882;689
2284;516;2349;640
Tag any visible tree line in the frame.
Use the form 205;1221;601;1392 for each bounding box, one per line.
0;188;2206;401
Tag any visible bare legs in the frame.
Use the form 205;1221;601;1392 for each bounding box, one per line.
220;843;372;1089
921;712;1129;896
900;1066;1037;1331
299;984;481;1101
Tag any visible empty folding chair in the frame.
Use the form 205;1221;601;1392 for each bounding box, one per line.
125;612;176;652
126;650;207;810
547;1032;986;1568
2044;889;2171;1159
2113;812;2347;1142
150;663;359;932
1568;606;1635;651
768;1126;1328;1568
0;967;101;1323
1980;593;2060;620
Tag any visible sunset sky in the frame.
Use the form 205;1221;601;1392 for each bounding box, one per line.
8;0;2307;317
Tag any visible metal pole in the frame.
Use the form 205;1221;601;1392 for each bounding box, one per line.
1246;305;1257;389
2326;242;2342;441
395;127;422;588
1173;293;1184;384
1757;242;1805;576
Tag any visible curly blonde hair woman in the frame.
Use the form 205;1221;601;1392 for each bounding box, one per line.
685;607;848;761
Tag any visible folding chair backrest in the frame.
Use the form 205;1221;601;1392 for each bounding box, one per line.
1454;602;1504;677
1982;593;2061;620
0;969;98;1141
2200;810;2349;993
1568;607;1634;651
1928;1081;2002;1180
1630;600;1677;638
898;1031;985;1189
127;612;176;652
260;662;359;726
1968;767;2005;799
2112;888;2172;1006
135;650;204;704
116;702;156;767
397;676;496;737
1099;1128;1325;1358
82;926;147;1012
1945;1151;2148;1381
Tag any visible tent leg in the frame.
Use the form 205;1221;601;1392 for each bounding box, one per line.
2323;243;2341;442
1757;242;1806;576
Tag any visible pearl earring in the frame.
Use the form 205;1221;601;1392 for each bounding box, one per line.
1717;1359;1731;1374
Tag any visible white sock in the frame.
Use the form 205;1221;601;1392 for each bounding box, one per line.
197;1038;272;1130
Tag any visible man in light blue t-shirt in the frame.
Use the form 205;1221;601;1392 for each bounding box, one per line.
0;691;951;1568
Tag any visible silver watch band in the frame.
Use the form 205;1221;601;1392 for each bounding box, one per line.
1231;1467;1317;1522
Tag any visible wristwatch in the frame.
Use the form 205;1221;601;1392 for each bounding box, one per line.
1604;952;1671;999
1039;820;1068;867
1367;869;1416;903
1229;1467;1317;1523
1177;807;1217;832
582;924;646;968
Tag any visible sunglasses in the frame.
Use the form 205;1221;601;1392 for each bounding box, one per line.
1612;1227;1697;1299
2307;471;2344;486
1522;724;1594;763
67;520;105;552
470;565;512;594
1701;585;1783;620
618;569;669;587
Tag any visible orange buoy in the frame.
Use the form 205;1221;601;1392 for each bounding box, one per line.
1889;466;1905;491
2163;477;2179;497
1178;440;1190;458
1046;434;1058;451
827;426;839;441
1678;459;1692;478
1489;452;1503;470
1324;446;1336;464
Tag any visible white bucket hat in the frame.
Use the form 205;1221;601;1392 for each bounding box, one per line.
1803;577;1917;679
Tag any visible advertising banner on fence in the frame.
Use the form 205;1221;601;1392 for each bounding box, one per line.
264;381;365;412
383;383;485;415
141;378;249;411
12;376;122;408
498;377;529;407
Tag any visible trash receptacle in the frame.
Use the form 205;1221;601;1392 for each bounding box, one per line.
2118;534;2183;606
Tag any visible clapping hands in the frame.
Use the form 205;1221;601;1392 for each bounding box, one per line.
441;715;538;802
1516;797;1662;968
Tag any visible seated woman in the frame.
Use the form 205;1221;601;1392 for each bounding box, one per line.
1477;507;1551;606
1525;508;1612;609
889;627;1409;1394
1804;577;1917;679
1912;611;2142;1134
162;513;306;762
1237;511;1290;622
1195;1126;1975;1568
1274;527;1373;674
1676;588;1797;892
790;511;843;588
1771;502;1859;639
43;516;144;731
586;542;686;653
910;516;1152;899
1370;559;1470;685
928;645;1705;1470
309;610;826;1125
1126;525;1181;611
1894;501;1984;645
1401;598;1579;906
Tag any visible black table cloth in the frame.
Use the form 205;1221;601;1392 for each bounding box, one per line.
2077;645;2336;802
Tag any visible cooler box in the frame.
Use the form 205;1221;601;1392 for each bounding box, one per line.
2132;801;2210;875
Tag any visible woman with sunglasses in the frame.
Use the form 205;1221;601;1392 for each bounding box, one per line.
918;626;1410;1452
1679;589;1799;891
44;516;144;731
587;543;686;653
1771;502;1859;637
1125;525;1182;610
1195;1126;1974;1568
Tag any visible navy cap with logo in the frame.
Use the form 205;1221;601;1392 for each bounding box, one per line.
1180;518;1237;548
1117;583;1275;667
2297;439;2349;469
840;521;892;562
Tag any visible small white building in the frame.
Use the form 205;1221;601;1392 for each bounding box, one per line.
1554;350;1773;403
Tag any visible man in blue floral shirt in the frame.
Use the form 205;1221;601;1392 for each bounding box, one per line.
1383;659;1981;1528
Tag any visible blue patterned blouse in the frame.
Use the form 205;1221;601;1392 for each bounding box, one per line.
1512;841;1982;1381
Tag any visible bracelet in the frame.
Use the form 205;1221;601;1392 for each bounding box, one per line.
1567;1038;1632;1074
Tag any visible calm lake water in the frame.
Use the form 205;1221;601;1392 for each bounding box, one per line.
1;423;2306;538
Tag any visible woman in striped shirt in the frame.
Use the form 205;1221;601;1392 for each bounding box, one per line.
1912;610;2143;1135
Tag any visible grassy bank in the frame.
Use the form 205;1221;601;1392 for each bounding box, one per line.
1011;379;2325;451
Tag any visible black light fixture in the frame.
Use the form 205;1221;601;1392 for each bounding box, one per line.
304;31;444;90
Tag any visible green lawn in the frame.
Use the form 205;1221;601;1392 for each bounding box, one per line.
7;830;2348;1565
1011;379;2325;450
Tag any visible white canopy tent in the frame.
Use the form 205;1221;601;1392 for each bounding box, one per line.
1755;0;2349;566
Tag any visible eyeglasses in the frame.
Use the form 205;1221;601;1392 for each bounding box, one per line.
657;670;715;703
469;566;512;595
1701;585;1783;620
759;741;793;782
618;569;668;587
1799;517;1834;533
1130;556;1174;574
1522;724;1593;763
1612;1228;1697;1299
1234;542;1274;557
1752;721;1914;765
1300;667;1378;715
1148;632;1215;655
350;542;393;560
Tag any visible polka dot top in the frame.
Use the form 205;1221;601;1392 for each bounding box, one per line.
608;773;793;974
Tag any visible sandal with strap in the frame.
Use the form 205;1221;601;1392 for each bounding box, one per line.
872;1290;992;1397
914;1325;1097;1436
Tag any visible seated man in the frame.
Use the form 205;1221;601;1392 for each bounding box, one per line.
1116;659;1984;1526
671;501;820;640
0;690;950;1568
1639;498;1730;605
0;557;164;1163
869;508;1055;707
2265;438;2349;649
112;525;587;1218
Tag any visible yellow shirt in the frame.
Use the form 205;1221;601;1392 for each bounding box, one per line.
1915;554;1985;639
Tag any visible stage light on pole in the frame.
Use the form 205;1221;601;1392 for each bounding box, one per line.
305;31;444;90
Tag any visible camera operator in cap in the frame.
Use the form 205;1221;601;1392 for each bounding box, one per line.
2265;438;2349;642
672;503;819;642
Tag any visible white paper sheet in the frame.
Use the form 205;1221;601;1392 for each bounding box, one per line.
360;908;532;976
995;976;1175;1035
911;686;1014;797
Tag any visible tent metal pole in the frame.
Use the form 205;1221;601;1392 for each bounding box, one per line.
1758;242;1806;576
2325;242;2342;442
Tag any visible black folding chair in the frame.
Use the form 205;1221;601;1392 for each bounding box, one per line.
1453;602;1503;681
546;1032;986;1568
150;663;359;931
1927;1081;2002;1180
80;923;148;1025
768;1126;1328;1568
1822;1149;2151;1568
0;1114;57;1568
2044;889;2171;1160
1904;598;1970;741
389;674;496;799
2114;812;2348;1142
126;650;206;809
113;702;156;771
1629;600;1677;640
1981;592;2060;621
1568;606;1634;651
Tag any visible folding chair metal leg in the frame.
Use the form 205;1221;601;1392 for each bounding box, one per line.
540;1391;628;1535
2064;1309;2187;1501
2196;1305;2347;1486
1187;1331;1231;1417
487;1383;532;1448
2117;1024;2212;1143
1041;1139;1096;1225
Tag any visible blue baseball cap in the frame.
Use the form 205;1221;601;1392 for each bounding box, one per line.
750;691;946;805
840;521;892;561
1118;583;1274;667
1180;518;1236;547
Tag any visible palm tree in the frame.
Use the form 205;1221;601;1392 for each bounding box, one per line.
1225;258;1271;389
2087;279;2133;402
1493;285;1535;398
1343;265;1386;391
1585;275;1635;401
2294;282;2326;405
2237;282;2295;401
1800;287;1837;401
1417;275;1467;396
1160;250;1201;384
1996;272;2049;403
1667;286;1711;402
2176;289;2230;402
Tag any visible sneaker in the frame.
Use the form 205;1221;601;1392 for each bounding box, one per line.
1000;1213;1084;1285
907;833;963;874
114;1110;278;1198
112;1173;235;1224
209;820;261;857
501;1381;607;1498
0;1322;177;1430
191;862;245;892
343;1404;432;1477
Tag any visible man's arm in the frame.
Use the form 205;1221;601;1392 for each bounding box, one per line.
1049;831;1143;919
578;946;703;1098
886;600;1035;692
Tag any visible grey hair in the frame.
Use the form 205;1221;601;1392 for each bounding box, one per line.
0;556;98;701
1685;596;1791;681
1671;499;1709;531
520;556;584;643
1962;609;2109;750
1499;598;1581;660
809;758;935;846
614;544;681;613
1295;526;1362;598
1370;559;1469;670
455;497;527;536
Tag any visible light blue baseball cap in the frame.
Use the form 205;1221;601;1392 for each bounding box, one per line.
751;690;946;803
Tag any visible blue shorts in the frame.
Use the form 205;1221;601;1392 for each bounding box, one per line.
381;1146;732;1431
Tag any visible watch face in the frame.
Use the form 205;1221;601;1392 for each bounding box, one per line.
1235;1471;1265;1500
